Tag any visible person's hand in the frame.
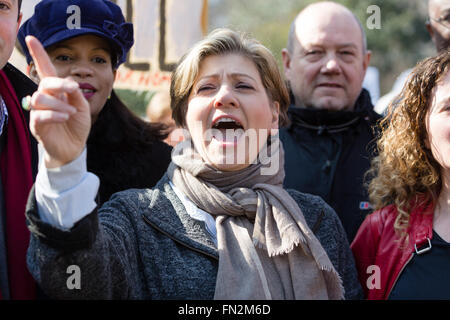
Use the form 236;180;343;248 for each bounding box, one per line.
26;36;91;168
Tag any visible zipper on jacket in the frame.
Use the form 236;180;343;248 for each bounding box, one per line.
386;252;414;299
142;214;218;261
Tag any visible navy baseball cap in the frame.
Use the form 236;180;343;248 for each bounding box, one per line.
18;0;134;68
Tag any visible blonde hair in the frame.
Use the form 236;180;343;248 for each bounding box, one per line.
368;50;450;238
170;28;289;127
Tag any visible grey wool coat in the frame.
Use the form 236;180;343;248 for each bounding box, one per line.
25;174;363;300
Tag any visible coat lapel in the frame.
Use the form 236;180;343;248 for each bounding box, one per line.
142;175;218;259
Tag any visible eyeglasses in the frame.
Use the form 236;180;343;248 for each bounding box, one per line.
430;14;450;30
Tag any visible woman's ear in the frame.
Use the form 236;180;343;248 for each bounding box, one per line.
28;62;41;84
270;101;280;135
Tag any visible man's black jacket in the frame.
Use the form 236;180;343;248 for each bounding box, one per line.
280;89;382;242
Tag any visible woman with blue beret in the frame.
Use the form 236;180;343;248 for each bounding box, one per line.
19;0;172;205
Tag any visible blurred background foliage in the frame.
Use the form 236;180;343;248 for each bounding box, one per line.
116;88;154;117
208;0;434;96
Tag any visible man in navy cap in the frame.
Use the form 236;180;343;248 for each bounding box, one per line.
0;0;39;300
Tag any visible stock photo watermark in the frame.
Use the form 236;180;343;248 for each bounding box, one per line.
66;5;81;29
366;265;381;290
367;5;381;30
63;264;381;294
66;265;81;290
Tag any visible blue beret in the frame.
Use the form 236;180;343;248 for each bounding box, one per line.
18;0;134;68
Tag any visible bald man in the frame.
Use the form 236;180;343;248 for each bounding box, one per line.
279;2;381;247
427;0;450;52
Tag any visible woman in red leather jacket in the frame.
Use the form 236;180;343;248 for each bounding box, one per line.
351;50;450;300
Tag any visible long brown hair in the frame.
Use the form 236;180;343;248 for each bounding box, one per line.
367;49;450;237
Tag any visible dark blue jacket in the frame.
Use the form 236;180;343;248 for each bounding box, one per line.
280;89;382;242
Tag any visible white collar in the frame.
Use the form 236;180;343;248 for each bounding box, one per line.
169;181;217;247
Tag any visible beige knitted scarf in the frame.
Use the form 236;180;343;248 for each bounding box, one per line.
167;138;344;300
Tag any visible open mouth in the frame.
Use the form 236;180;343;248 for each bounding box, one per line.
81;88;96;94
211;117;244;130
210;116;244;145
79;83;97;99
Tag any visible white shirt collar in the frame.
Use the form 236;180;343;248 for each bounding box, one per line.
169;181;217;247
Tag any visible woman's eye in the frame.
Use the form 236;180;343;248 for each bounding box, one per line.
55;55;71;62
93;57;107;64
197;85;215;93
0;2;10;10
236;83;253;90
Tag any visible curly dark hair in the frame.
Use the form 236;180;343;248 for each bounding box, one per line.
367;49;450;238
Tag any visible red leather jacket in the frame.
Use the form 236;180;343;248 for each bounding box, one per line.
350;197;435;300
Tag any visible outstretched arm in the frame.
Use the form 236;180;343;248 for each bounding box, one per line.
25;37;143;299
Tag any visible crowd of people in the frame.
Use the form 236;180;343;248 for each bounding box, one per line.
0;0;449;300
